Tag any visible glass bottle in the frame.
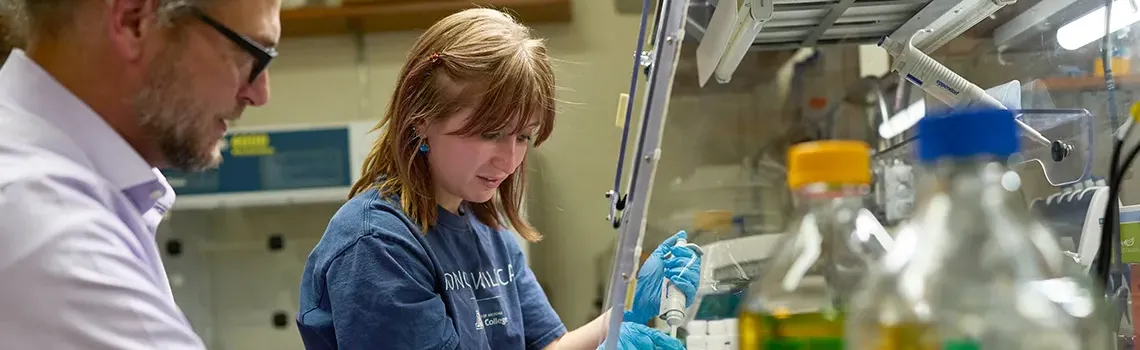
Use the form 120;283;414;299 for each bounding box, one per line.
737;140;889;349
845;108;1108;350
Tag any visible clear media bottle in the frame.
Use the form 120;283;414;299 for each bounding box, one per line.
737;140;891;349
845;108;1108;350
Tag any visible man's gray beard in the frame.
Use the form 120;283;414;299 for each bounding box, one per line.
132;50;225;172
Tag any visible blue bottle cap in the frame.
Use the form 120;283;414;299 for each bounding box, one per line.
917;108;1020;163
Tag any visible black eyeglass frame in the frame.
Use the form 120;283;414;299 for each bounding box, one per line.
189;7;277;83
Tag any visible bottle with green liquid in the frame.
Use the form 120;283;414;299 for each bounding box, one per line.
845;109;1109;350
737;140;890;350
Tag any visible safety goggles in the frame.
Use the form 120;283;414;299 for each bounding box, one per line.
190;7;277;83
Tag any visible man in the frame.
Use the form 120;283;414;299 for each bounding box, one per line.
0;0;280;348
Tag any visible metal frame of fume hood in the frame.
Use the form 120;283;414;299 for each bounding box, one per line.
685;0;1006;52
600;0;689;348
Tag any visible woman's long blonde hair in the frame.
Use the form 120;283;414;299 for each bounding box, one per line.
350;8;556;242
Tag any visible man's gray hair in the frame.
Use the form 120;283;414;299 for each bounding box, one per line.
1;0;205;43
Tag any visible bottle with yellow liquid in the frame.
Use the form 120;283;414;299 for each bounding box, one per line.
737;140;891;350
845;109;1109;350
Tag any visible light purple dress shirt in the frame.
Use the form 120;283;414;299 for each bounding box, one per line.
0;50;206;349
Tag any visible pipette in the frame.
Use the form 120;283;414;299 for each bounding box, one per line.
659;238;704;338
881;29;1073;161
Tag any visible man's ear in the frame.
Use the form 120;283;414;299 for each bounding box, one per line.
106;0;162;61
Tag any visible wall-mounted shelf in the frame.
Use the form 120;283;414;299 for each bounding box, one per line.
280;0;573;37
1040;75;1140;92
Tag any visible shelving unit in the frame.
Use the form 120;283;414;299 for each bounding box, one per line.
686;0;935;52
687;0;1012;86
280;0;573;37
0;2;572;43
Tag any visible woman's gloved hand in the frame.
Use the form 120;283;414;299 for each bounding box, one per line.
626;230;702;325
596;322;684;350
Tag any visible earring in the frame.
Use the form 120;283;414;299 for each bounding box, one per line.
419;143;430;153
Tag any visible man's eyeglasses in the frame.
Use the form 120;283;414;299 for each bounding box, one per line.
190;8;277;83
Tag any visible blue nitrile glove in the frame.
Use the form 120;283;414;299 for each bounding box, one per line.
596;322;685;350
627;230;702;325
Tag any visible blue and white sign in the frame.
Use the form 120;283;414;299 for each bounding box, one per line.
163;128;351;194
162;122;378;209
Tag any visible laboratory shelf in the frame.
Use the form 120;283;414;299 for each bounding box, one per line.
687;0;935;51
279;0;572;38
0;2;572;41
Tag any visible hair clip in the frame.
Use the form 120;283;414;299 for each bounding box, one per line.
428;53;442;64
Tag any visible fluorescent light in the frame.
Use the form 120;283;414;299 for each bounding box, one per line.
714;17;764;84
1057;0;1140;50
695;0;773;86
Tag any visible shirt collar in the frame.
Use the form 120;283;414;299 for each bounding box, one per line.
0;49;166;210
141;169;177;232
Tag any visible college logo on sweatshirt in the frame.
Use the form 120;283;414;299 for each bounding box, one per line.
474;310;485;331
472;306;509;331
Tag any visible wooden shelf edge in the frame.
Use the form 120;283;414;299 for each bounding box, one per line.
280;0;572;37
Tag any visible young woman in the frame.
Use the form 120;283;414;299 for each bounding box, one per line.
296;8;700;350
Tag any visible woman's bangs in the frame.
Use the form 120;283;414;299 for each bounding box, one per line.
455;56;556;141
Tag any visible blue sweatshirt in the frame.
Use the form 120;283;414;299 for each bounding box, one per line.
296;188;567;349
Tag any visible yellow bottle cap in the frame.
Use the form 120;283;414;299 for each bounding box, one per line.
787;140;872;189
